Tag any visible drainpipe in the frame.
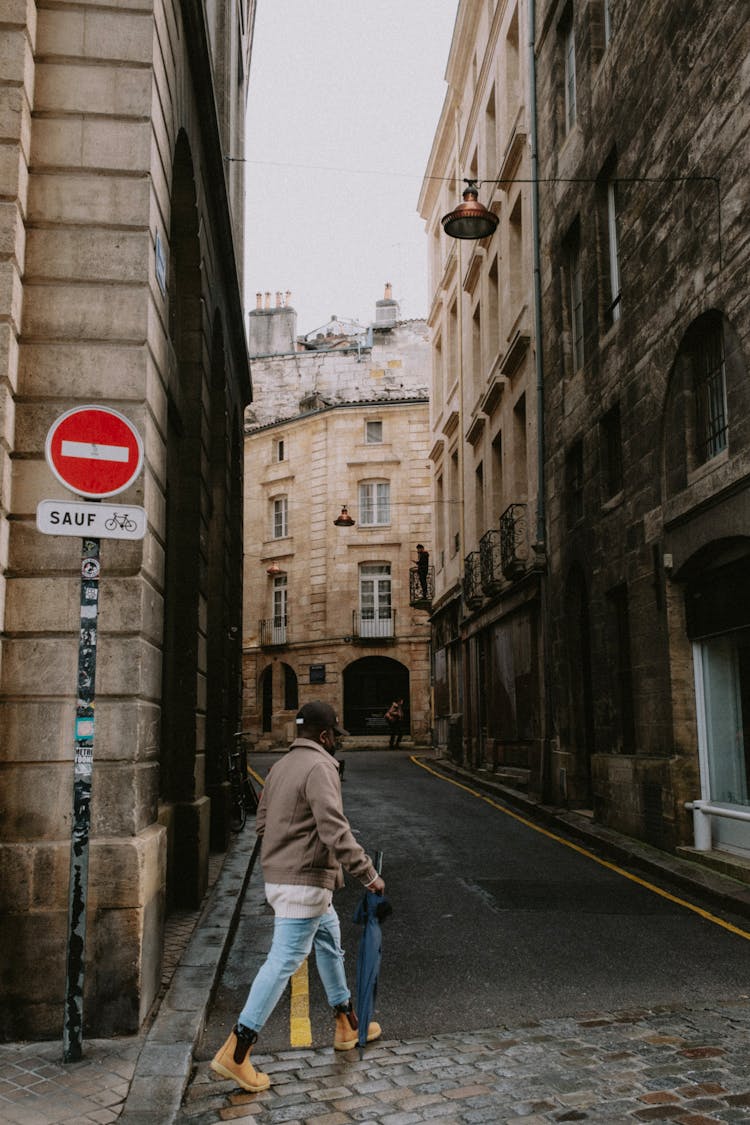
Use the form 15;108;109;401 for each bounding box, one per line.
529;0;545;553
528;0;553;802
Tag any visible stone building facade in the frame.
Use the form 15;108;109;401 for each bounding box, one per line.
243;294;432;748
1;0;253;1037
535;1;750;859
418;0;546;787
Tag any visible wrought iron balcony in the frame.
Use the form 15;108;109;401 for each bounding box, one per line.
259;617;288;647
352;608;396;643
409;565;434;607
462;551;483;609
479;528;503;595
500;502;528;579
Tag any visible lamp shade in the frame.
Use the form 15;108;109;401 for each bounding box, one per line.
441;182;499;240
333;505;355;527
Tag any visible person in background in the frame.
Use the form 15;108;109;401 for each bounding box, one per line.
210;701;385;1093
415;543;430;599
384;697;404;749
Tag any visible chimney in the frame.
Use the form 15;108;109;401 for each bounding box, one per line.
285;290;292;307
375;282;398;328
247;287;298;357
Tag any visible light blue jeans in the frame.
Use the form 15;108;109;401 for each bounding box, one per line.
238;906;350;1032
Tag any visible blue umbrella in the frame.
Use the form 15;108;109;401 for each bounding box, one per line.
354;858;392;1051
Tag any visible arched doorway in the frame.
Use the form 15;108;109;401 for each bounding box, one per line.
343;656;409;736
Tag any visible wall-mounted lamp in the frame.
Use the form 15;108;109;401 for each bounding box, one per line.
441;179;499;241
333;506;355;527
266;561;283;576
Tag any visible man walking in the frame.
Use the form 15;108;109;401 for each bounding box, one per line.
211;701;386;1093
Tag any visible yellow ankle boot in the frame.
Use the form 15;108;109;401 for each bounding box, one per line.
210;1025;270;1092
333;1005;382;1051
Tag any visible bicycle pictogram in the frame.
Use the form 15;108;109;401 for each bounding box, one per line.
104;512;138;532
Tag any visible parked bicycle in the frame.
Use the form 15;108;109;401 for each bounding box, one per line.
228;730;259;832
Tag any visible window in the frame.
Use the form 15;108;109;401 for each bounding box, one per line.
692;316;728;464
275;438;285;462
272;575;287;644
365;420;383;444
513;394;527;499
603;0;611;46
472;301;482;392
272;496;288;538
488;256;500;358
359;481;390;526
566;440;584;526
509;195;523;314
359;563;393;638
600;403;623;499
606;179;621;323
564;22;577;133
475;462;484;536
566;223;584;371
491;431;503;518
450;450;460;556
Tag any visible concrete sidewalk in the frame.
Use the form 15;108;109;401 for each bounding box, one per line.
2;753;749;1125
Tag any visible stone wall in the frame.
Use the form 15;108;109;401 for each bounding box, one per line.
0;0;251;1038
536;0;750;842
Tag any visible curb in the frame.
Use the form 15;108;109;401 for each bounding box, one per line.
118;829;259;1124
430;755;750;921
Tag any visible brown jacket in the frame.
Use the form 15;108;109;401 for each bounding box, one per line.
256;738;378;891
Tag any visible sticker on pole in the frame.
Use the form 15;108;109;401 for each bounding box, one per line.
45;406;144;499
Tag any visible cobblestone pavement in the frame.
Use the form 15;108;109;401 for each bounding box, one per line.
179;999;750;1125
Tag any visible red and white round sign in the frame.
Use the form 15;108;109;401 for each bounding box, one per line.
45;406;144;499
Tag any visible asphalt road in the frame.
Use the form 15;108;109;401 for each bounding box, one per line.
202;749;750;1057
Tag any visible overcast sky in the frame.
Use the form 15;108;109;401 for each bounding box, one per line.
243;1;458;337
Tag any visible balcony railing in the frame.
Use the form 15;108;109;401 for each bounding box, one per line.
479;529;503;596
352;608;396;642
462;551;483;609
409;565;434;607
260;617;288;646
500;502;528;579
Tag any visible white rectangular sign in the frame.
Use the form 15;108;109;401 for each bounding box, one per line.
36;499;147;540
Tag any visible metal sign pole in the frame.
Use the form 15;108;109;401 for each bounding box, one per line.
62;535;101;1063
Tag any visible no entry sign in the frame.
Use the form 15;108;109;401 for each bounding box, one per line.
45;406;144;499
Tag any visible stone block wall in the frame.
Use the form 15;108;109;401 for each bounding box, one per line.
0;0;252;1038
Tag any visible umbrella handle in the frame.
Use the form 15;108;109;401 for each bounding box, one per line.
375;850;383;875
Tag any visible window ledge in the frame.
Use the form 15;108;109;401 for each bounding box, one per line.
687;447;729;488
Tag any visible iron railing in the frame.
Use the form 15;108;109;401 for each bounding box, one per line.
409;565;434;606
352;608;396;641
259;617;288;646
462;551;483;608
500;502;528;579
479;528;503;595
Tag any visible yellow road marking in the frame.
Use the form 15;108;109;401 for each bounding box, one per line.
290;960;312;1047
411;755;750;943
247;765;265;786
